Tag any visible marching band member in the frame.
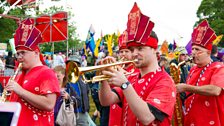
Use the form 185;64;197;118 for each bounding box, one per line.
109;31;139;126
99;3;176;126
5;18;60;126
176;20;224;126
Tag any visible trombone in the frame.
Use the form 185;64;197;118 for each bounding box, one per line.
66;60;137;83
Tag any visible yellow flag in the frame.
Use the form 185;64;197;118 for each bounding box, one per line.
160;40;169;56
107;35;113;56
213;34;223;45
94;38;102;57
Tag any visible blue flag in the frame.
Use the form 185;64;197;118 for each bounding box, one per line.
85;24;95;56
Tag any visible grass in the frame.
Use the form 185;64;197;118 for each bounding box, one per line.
89;94;100;126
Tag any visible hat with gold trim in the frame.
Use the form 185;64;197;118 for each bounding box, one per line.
191;20;217;50
14;18;42;51
118;30;128;50
126;2;157;49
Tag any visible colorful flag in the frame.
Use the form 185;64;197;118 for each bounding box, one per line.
213;34;223;45
106;34;113;56
85;24;95;56
173;39;177;51
185;39;192;55
168;43;173;51
94;38;102;57
160;40;169;55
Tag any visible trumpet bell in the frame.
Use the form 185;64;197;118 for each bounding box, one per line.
66;62;80;83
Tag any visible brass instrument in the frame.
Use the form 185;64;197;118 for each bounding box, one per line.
66;60;137;83
170;58;192;126
0;63;22;102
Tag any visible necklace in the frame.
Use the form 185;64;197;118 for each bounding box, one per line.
185;60;212;115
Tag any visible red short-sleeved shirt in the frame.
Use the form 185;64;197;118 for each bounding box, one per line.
9;66;60;126
114;68;176;126
184;62;224;126
109;65;139;126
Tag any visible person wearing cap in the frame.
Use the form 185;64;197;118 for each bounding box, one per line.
5;18;60;126
99;3;176;126
170;47;189;83
176;20;224;125
109;31;139;126
169;47;189;126
65;55;93;126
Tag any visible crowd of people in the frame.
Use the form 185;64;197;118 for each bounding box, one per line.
0;2;224;126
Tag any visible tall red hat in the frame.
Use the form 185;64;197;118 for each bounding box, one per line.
118;31;128;50
14;18;46;65
14;18;42;51
126;2;157;49
191;20;217;50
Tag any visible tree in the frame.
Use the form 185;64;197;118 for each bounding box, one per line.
0;3;24;48
196;0;224;47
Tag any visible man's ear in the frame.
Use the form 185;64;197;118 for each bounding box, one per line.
34;49;40;55
207;50;211;55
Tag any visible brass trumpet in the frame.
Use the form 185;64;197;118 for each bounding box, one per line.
66;60;137;83
0;63;22;102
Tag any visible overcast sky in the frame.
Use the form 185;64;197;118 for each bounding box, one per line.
43;0;202;46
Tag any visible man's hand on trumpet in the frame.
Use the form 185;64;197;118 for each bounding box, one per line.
100;56;129;87
102;66;128;87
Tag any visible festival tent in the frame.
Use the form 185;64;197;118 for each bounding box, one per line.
35;11;68;43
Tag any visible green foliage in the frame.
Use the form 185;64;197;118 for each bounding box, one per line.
0;7;24;44
196;0;224;47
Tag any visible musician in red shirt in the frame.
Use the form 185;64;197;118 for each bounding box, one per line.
109;31;139;126
5;18;60;126
176;20;224;126
99;2;176;126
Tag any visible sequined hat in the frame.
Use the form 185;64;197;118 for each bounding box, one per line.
191;20;217;50
126;2;157;49
14;18;42;51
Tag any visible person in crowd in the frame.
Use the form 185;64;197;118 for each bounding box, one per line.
53;65;81;126
210;44;221;62
4;51;16;76
5;18;60;126
158;56;170;74
44;55;51;68
86;60;103;125
52;52;65;68
81;55;87;67
169;47;190;126
176;20;224;126
99;3;176;125
66;55;94;126
170;47;189;83
109;31;139;126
